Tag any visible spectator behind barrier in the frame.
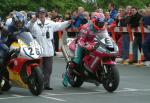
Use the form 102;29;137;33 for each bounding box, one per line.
116;7;130;64
129;7;142;63
142;7;150;66
107;2;118;25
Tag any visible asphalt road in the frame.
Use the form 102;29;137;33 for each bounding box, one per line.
0;57;150;103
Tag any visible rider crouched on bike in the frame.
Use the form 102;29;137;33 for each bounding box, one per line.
63;12;110;86
0;12;26;94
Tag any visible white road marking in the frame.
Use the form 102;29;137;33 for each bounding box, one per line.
123;88;150;92
0;95;31;100
12;94;26;97
44;91;106;96
43;88;150;96
95;88;150;93
40;95;66;102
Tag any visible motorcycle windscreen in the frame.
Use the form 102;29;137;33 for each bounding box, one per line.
17;32;34;45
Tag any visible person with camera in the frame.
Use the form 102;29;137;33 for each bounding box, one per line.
27;7;72;90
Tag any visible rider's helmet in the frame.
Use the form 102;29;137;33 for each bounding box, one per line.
12;12;25;29
91;12;105;30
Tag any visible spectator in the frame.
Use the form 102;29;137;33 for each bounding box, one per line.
73;6;85;28
51;9;63;53
27;7;72;90
105;11;116;29
116;7;129;64
104;11;116;37
81;11;90;25
95;8;103;14
51;9;62;22
107;2;118;25
47;11;52;20
64;10;71;20
138;9;146;16
142;7;150;66
66;10;78;38
129;7;142;64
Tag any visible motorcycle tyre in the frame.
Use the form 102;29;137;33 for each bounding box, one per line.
28;66;43;96
102;65;119;92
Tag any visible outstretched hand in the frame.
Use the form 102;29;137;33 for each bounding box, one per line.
68;19;75;24
31;15;37;23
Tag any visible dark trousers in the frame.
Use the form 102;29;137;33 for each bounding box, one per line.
53;32;59;52
0;44;9;82
142;34;150;61
121;33;129;60
42;57;53;87
133;35;142;62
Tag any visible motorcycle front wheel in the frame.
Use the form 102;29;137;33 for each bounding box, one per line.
27;66;43;96
66;65;84;87
102;65;119;92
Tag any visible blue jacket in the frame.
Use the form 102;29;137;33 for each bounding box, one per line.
73;14;84;28
108;9;117;24
110;9;118;19
143;16;150;27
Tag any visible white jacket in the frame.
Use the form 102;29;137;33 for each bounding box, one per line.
28;18;69;57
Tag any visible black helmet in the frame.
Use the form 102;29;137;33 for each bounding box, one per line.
37;7;47;13
12;12;25;29
36;7;47;17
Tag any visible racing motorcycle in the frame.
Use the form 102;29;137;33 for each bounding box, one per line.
62;31;120;92
0;32;43;96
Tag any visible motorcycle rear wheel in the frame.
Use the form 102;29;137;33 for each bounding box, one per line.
66;65;84;87
102;65;119;92
28;66;43;96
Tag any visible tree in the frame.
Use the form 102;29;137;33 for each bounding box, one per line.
0;0;149;18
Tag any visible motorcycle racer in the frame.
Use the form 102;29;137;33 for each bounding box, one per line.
0;11;26;94
63;12;110;86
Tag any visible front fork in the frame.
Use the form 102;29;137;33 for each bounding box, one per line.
97;57;116;79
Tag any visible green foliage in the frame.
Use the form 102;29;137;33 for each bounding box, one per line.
0;0;149;18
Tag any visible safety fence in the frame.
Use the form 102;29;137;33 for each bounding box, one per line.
56;24;150;65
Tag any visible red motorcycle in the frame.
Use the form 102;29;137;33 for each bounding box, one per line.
62;33;120;92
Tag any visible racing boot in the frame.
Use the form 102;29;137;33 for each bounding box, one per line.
62;61;77;87
62;72;69;87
